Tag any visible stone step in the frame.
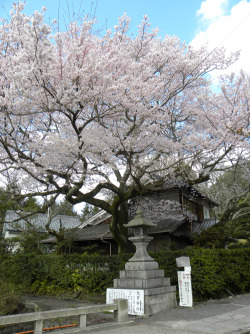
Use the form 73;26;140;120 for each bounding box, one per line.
125;261;159;271
144;292;177;315
119;269;165;279
113;277;171;289
144;285;176;295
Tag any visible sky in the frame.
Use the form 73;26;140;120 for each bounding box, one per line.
1;0;249;74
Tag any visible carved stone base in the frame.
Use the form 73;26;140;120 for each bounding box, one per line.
144;286;177;315
113;267;177;315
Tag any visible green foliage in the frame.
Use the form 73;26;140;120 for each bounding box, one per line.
0;279;21;315
46;199;78;216
40;199;82;254
222;193;250;248
0;185;42;249
186;248;225;299
16;228;48;254
21;197;42;212
0;187;42;222
0;187;19;235
0;249;249;301
31;279;66;295
81;203;99;220
0;261;22;315
198;162;250;216
193;192;250;249
0;253;129;297
0;234;15;254
153;248;250;300
192;223;229;248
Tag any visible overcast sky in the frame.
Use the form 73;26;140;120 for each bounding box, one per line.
1;0;249;75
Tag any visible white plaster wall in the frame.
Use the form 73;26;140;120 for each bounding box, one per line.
203;205;210;219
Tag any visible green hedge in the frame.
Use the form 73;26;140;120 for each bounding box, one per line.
153;248;250;300
0;253;130;296
1;248;249;301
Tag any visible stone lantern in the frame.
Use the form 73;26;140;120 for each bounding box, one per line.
107;209;177;316
124;210;157;268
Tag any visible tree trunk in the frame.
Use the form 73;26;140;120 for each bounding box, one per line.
110;200;129;254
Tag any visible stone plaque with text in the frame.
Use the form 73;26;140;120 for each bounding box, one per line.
106;288;144;315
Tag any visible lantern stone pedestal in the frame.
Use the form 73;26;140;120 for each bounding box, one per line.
109;211;177;316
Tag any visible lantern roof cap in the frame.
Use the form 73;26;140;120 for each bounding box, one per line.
124;210;157;228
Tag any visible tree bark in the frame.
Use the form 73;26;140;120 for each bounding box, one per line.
109;198;129;254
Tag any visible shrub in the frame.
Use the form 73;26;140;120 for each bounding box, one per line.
153;247;250;300
0;248;249;301
0;279;21;316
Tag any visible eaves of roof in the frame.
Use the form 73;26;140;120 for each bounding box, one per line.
79;211;112;228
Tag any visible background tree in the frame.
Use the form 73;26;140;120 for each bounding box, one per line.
0;4;249;252
198;161;250;216
39;198;80;254
13;227;48;254
0;183;41;236
193;192;250;249
220;192;250;248
192;224;228;249
193;163;250;248
81;203;99;220
44;198;78;216
21;197;42;213
0;192;48;254
0;188;16;233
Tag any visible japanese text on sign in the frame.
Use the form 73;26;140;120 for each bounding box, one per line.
106;288;144;315
177;269;193;307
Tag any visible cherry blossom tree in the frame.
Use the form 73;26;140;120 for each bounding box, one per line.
0;3;249;252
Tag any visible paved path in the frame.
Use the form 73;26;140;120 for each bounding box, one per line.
82;293;250;334
23;293;250;334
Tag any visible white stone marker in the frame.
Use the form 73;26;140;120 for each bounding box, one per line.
106;288;144;315
176;257;193;307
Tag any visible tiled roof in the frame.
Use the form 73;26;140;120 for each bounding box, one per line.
72;216;187;242
73;223;112;240
3;210;81;233
42;216;219;243
73;214;219;242
192;218;219;234
149;216;187;234
42;222;113;244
